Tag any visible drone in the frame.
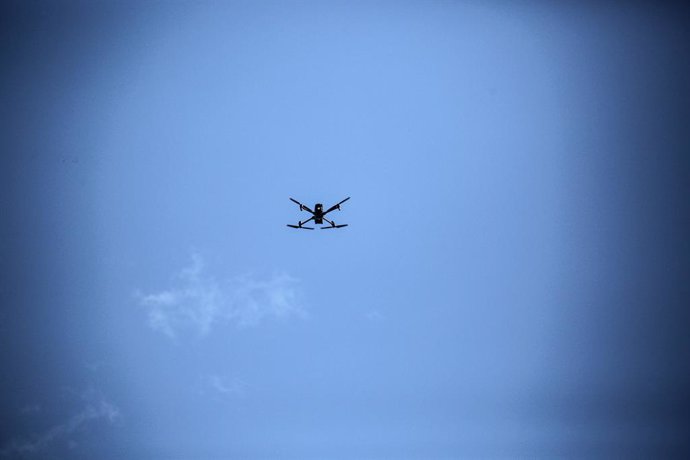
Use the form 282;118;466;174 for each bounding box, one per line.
287;197;350;230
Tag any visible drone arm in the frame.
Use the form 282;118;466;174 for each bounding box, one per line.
300;215;315;226
289;198;314;214
322;197;350;216
287;215;315;229
320;216;348;229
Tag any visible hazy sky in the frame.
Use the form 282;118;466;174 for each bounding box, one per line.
1;2;689;458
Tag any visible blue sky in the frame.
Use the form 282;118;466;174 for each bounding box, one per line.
1;1;689;458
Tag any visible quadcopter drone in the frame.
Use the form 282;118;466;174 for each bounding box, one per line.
287;197;350;230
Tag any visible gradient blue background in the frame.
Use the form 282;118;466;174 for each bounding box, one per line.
1;1;689;458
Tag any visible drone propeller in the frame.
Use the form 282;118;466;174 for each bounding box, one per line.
287;224;314;230
321;224;348;229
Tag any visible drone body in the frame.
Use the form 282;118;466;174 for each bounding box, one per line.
287;197;350;230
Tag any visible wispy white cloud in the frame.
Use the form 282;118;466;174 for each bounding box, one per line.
198;374;246;398
365;309;385;322
136;254;306;338
1;390;119;457
19;404;41;416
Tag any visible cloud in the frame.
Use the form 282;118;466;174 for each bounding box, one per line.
1;390;119;457
365;309;385;322
137;254;306;338
199;374;246;398
19;404;41;416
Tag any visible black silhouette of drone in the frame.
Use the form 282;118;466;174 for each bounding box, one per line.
287;197;350;230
